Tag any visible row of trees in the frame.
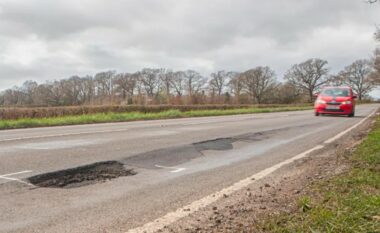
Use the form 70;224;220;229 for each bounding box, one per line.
1;53;379;107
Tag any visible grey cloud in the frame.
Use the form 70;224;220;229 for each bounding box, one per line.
0;0;379;94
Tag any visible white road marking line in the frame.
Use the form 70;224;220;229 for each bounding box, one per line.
0;129;130;143
127;108;378;233
170;168;186;173
128;145;324;233
0;176;34;186
155;165;187;173
324;109;377;144
0;170;33;177
0;170;34;186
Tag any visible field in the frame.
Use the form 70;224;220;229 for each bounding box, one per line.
0;105;312;130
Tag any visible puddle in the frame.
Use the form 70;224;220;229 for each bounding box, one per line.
28;161;136;188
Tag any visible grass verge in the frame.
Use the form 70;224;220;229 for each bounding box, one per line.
0;106;311;130
260;116;380;233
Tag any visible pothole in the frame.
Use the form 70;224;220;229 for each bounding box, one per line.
28;161;136;188
193;132;269;152
194;138;235;151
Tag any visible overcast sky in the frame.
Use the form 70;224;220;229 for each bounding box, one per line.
0;0;379;96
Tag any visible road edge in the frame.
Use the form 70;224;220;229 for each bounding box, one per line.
126;108;379;233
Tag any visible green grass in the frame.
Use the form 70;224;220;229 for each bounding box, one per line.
260;116;380;233
0;106;311;130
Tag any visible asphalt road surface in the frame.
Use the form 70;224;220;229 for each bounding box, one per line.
0;104;378;233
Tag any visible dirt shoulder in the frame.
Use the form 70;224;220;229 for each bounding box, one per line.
163;113;380;233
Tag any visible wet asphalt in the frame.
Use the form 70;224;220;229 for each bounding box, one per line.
0;104;378;233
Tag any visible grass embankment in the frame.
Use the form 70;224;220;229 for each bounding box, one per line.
0;106;311;130
261;116;380;233
0;104;312;120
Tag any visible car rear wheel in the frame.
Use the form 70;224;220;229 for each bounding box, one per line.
315;112;320;116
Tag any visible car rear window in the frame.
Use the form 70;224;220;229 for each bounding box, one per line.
321;88;350;97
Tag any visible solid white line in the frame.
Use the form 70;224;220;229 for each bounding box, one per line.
155;165;187;173
0;170;34;186
127;108;378;233
0;176;34;186
324;109;377;144
128;145;324;233
0;129;130;143
0;170;33;177
171;168;186;173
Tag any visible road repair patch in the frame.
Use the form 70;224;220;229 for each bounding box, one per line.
28;161;136;188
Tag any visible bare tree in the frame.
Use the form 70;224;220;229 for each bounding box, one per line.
94;71;116;98
0;82;38;106
60;76;86;105
3;54;379;107
240;66;277;104
373;49;380;83
209;71;230;96
138;68;162;98
272;82;303;104
338;59;377;100
367;0;380;40
228;72;243;103
20;81;38;105
285;58;330;102
183;70;206;97
2;89;21;106
114;73;137;100
170;71;186;97
34;81;65;106
158;69;174;99
0;92;4;106
79;75;95;104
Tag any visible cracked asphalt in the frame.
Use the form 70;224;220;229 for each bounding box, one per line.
0;105;378;233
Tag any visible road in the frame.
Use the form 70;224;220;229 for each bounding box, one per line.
0;104;378;233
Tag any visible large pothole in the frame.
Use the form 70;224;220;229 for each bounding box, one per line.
28;161;136;188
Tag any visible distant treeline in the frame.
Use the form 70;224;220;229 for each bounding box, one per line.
1;51;379;107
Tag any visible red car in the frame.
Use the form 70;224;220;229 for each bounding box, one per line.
314;86;356;117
